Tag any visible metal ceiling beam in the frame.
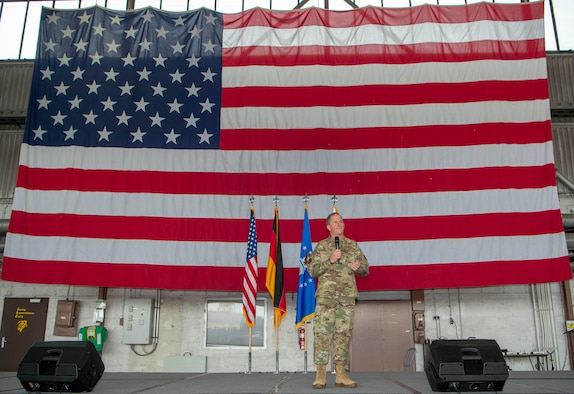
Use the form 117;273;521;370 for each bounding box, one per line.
294;0;310;10
557;170;574;192
293;0;357;10
343;0;358;9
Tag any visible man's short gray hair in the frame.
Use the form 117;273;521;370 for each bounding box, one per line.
326;212;342;225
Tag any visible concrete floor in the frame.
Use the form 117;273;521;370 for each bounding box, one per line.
1;370;574;393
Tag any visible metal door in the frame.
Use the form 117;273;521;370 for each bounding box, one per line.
0;297;49;371
350;300;414;372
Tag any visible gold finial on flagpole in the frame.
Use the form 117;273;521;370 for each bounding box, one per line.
303;194;310;206
273;196;280;206
249;195;255;207
331;195;338;213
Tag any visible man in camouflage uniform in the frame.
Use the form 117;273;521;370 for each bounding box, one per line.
307;212;369;389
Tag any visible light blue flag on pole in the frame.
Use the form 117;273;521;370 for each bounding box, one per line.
295;205;316;328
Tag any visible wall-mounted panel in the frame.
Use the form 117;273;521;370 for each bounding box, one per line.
122;298;154;345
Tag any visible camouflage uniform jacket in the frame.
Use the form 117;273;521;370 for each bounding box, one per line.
308;236;369;299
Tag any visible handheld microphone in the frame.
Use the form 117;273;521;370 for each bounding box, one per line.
334;236;340;249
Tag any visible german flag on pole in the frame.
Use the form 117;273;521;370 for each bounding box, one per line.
266;205;286;328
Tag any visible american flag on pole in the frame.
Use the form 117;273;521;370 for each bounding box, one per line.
242;206;258;327
2;2;571;291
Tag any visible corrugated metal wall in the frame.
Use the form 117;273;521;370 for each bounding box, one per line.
0;61;31;202
547;53;574;196
0;61;34;119
0;130;23;200
553;124;574;195
547;53;574;112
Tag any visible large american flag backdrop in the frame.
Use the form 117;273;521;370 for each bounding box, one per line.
2;2;572;291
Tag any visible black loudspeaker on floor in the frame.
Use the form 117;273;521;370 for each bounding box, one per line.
424;339;509;392
17;341;105;392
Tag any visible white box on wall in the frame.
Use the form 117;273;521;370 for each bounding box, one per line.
122;298;154;345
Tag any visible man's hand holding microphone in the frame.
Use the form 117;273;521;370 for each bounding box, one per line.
331;236;360;271
329;236;342;264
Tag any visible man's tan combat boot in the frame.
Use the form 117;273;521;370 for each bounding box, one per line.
312;364;327;389
335;364;357;388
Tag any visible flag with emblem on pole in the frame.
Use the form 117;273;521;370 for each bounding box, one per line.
295;201;316;329
295;197;316;373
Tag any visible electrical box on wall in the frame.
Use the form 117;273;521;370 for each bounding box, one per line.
53;300;79;337
122;298;154;345
411;290;425;344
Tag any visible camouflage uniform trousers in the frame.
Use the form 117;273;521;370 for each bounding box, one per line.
313;296;356;365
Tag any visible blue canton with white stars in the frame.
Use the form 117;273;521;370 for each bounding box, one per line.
25;6;223;149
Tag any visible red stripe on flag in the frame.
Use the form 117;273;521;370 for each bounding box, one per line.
222;40;545;67
356;260;573;290
2;257;569;293
222;3;543;30
222;80;550;108
8;210;564;243
16;164;557;195
221;122;552;150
